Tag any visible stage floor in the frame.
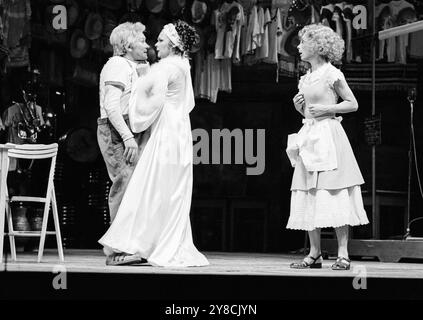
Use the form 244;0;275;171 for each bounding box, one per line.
2;249;423;278
2;250;423;300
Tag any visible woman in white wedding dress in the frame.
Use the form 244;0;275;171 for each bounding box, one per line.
99;21;209;267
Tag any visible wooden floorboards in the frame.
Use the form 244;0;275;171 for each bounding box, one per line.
1;249;423;279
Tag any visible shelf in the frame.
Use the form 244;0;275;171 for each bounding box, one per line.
343;63;418;91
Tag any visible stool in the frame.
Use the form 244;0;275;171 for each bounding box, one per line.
229;198;269;252
362;190;408;239
1;143;64;263
191;198;228;251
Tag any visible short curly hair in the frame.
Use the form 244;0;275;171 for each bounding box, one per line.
110;22;146;56
298;24;344;62
174;20;198;54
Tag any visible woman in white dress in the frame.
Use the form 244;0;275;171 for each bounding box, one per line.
286;24;368;270
99;21;209;267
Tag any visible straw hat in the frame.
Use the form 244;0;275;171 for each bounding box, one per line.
64;127;100;162
191;0;208;24
84;12;103;40
145;0;164;14
70;29;91;58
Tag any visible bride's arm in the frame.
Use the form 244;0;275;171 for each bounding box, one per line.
129;64;168;133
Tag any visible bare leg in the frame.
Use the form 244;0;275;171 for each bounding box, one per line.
290;228;323;268
335;225;349;258
307;228;322;260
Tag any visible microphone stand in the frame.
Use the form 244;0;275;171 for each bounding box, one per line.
405;88;418;239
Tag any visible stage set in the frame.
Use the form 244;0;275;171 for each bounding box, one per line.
2;0;423;302
1;249;423;300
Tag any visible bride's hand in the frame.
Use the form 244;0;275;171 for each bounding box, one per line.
308;104;333;117
293;93;305;113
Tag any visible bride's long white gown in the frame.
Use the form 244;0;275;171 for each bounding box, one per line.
99;55;209;267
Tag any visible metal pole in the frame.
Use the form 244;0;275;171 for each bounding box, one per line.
371;0;378;239
407;99;414;236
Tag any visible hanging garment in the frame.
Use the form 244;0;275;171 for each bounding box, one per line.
219;57;232;93
389;0;416;64
244;4;260;54
332;2;344;39
194;51;221;103
3;0;31;68
257;8;271;60
214;0;245;61
320;3;335;29
279;6;294;58
343;3;354;63
264;8;283;64
253;5;265;61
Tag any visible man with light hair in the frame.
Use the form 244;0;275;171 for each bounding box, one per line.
97;22;149;253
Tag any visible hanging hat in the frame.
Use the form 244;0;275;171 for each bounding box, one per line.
70;29;90;58
145;0;164;14
169;0;186;17
191;0;208;24
67;0;80;28
377;5;392;30
397;7;417;25
84;13;103;40
64;127;100;162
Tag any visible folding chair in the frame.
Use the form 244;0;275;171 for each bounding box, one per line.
2;143;64;262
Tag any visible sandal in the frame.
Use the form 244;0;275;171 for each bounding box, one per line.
290;254;322;269
331;257;351;270
106;253;146;266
